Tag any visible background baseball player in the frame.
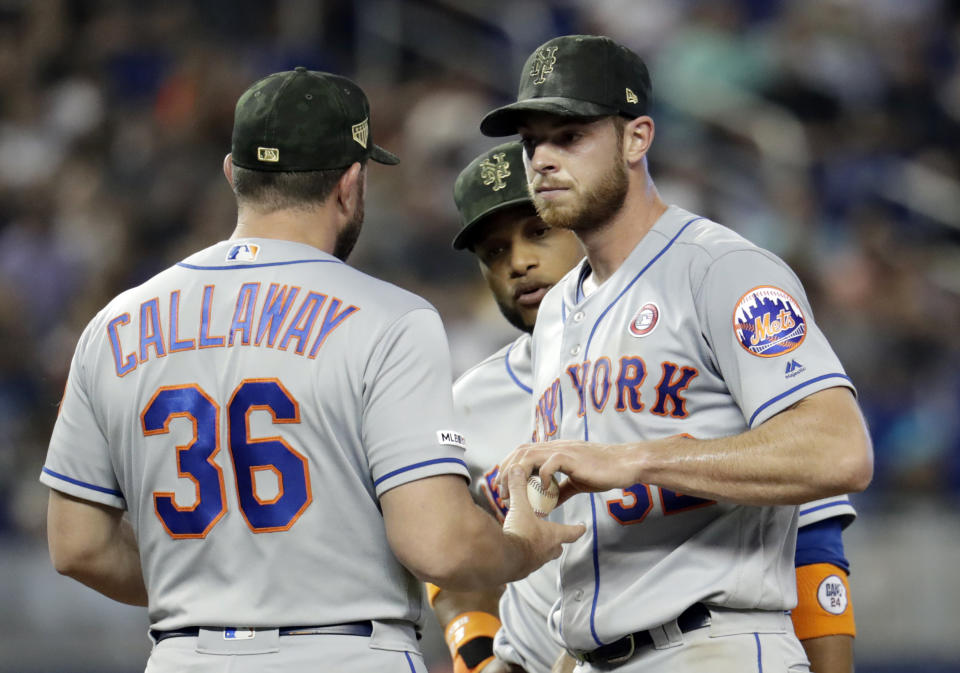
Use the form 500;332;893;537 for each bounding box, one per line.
435;140;861;673
430;141;585;673
40;67;583;673
484;36;873;672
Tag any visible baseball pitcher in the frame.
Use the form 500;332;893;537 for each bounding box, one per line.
435;140;860;673
483;36;873;673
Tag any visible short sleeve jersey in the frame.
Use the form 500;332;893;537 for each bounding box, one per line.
529;206;855;651
41;238;469;632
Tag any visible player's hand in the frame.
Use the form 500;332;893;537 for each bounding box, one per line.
501;466;584;573
496;440;639;504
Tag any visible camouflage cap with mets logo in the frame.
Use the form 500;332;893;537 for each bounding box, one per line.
452;141;533;250
231;66;399;171
480;35;651;137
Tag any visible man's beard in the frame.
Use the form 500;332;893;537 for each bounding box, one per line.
532;152;628;233
494;296;533;334
333;183;365;262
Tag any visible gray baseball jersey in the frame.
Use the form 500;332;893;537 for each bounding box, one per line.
529;205;855;652
41;238;469;637
457;331;857;667
453;333;560;673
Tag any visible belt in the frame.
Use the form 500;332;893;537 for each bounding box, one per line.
570;603;711;666
151;621;373;644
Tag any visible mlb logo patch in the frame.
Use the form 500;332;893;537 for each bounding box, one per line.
732;286;806;358
224;628;255;640
437;430;466;450
226;243;260;262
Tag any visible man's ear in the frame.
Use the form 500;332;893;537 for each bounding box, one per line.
623;116;655;166
335;162;364;216
223;154;234;187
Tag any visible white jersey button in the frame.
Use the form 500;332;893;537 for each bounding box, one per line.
570;345;581;356
572;311;585;322
574;589;584;601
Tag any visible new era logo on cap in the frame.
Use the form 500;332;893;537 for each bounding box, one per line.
257;147;279;163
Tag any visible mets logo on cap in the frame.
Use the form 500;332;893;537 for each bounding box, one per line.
733;286;806;357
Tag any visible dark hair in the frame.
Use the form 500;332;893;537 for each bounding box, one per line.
231;164;357;212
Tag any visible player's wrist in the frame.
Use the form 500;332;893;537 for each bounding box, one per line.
615;440;654;488
499;529;539;582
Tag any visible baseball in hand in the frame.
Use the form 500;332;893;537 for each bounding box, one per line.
526;474;560;518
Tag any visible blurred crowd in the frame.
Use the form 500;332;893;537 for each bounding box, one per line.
1;0;959;538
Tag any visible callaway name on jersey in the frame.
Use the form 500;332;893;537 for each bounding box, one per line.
453;333;560;673
42;238;469;633
530;205;855;652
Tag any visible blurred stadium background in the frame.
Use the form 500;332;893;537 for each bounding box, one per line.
1;0;958;671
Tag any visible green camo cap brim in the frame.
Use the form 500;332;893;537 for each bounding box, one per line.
370;144;400;165
481;97;618;137
452;195;533;250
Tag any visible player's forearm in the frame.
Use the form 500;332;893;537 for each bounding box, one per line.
423;508;543;590
47;490;148;606
60;518;148;606
386;472;581;590
630;387;873;506
801;635;854;673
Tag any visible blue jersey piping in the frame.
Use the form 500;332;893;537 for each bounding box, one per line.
504;339;533;395
799;499;851;517
588;493;604;646
373;457;468;487
177;259;342;271
42;467;124;498
748;374;853;427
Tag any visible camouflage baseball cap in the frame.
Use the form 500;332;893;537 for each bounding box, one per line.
231;67;399;171
452;141;532;250
480;35;651;137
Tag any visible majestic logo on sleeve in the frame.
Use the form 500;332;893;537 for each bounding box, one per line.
628;303;659;337
530;46;559;84
733;286;806;357
479;152;511;191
